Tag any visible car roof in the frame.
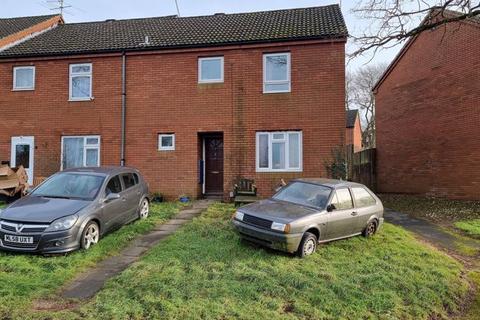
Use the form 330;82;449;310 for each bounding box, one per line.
61;166;139;176
292;178;365;189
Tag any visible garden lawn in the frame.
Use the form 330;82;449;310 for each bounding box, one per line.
65;203;469;320
0;202;180;319
455;220;480;238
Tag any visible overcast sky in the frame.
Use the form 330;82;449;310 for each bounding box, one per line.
1;0;402;71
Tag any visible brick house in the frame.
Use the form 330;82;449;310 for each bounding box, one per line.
374;10;480;200
0;5;348;200
346;109;362;152
0;14;63;50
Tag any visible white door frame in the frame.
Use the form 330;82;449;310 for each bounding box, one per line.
11;136;35;185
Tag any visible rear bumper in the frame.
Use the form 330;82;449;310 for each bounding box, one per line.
0;226;81;254
378;217;385;229
232;219;303;253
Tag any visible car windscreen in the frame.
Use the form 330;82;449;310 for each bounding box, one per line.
273;182;332;209
32;173;105;200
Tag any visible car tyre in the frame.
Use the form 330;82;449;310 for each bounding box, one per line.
138;198;150;219
363;220;377;238
81;221;100;250
297;232;317;258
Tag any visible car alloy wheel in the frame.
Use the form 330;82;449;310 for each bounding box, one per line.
304;238;316;255
82;221;99;250
139;199;149;219
297;232;317;258
364;221;377;237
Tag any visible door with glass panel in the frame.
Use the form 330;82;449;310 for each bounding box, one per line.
62;136;100;170
10;136;34;185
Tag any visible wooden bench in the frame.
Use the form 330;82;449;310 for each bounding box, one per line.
233;179;259;206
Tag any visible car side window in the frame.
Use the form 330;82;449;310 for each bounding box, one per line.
331;189;354;210
351;187;376;207
105;175;123;195
133;173;139;184
122;173;137;189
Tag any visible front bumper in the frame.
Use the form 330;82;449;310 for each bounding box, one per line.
0;226;81;254
232;219;303;253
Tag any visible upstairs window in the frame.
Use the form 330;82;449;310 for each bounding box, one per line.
69;63;92;101
13;66;35;90
198;57;224;83
263;53;291;93
158;133;175;151
256;131;302;172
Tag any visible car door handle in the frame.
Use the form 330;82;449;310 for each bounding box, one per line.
122;197;127;202
351;211;358;216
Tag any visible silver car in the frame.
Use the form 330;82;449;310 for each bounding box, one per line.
233;179;384;257
0;167;149;254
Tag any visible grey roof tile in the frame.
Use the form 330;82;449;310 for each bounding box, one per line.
0;15;58;39
0;5;347;57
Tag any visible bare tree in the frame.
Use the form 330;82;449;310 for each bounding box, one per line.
351;0;480;58
347;63;387;148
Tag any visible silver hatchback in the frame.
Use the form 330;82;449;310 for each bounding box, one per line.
0;166;150;254
233;179;384;257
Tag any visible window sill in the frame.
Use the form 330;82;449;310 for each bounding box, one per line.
263;90;291;94
12;88;35;91
158;149;175;152
256;169;303;173
69;97;94;102
198;81;224;85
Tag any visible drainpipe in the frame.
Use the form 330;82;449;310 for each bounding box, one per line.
120;51;126;166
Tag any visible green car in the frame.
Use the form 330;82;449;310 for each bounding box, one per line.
232;179;384;257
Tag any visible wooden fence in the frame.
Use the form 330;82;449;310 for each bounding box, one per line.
347;147;376;191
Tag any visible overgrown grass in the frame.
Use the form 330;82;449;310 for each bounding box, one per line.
63;203;468;320
0;202;180;319
380;194;480;223
455;220;480;238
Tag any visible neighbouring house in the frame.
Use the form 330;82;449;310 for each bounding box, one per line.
0;5;348;200
346;109;362;152
374;9;480;200
0;14;63;50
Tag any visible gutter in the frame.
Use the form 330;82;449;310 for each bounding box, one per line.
120;51;126;166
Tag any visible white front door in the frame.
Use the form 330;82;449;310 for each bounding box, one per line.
11;136;34;185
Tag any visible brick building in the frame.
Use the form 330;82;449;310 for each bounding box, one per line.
374;10;480;200
0;5;348;200
346;109;362;152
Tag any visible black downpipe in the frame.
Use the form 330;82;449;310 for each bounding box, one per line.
120;51;126;166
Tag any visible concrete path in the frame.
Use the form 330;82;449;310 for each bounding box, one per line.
61;200;213;300
384;209;480;254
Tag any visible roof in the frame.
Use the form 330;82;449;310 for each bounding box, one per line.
346;109;358;128
0;15;58;39
373;8;480;93
294;178;362;189
0;5;347;58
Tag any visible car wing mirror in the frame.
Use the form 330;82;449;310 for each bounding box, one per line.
326;204;336;212
104;193;121;203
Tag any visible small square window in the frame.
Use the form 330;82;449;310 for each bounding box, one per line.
13;66;35;90
198;57;224;83
158;134;175;151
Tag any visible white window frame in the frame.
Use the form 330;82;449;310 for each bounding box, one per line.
198;56;224;83
60;135;101;170
158;133;175;151
263;52;291;94
13;66;35;91
69;63;93;101
256;131;302;172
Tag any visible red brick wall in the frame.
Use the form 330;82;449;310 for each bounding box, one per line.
0;40;346;200
346;116;362;152
0;16;62;50
375;21;480;200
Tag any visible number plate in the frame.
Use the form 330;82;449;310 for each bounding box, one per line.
4;235;33;244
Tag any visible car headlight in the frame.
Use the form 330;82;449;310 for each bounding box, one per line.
234;211;244;221
271;222;290;233
45;215;78;232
